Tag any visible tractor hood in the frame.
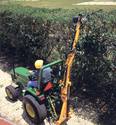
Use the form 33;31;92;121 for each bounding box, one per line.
10;67;31;85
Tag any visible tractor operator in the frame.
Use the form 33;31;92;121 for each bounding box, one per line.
27;60;52;88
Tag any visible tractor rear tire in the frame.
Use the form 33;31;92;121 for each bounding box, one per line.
5;85;20;101
23;95;47;124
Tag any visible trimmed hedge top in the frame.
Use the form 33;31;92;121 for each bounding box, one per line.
0;5;82;23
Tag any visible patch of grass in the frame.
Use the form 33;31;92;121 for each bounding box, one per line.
16;0;90;9
0;0;98;9
1;0;115;10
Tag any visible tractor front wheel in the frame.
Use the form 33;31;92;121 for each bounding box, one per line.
23;95;47;124
5;85;20;101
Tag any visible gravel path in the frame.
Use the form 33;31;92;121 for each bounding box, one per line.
0;69;97;125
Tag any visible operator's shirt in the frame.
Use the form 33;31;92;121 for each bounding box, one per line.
42;67;52;83
27;67;52;88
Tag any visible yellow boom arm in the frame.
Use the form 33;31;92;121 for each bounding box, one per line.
56;16;81;125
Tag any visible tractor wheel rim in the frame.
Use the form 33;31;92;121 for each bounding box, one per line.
6;89;13;99
25;103;36;118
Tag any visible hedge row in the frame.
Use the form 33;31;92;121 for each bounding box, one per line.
0;5;116;124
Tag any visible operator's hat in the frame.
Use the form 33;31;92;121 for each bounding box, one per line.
34;60;43;69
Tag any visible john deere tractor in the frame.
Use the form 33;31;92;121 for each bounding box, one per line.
5;15;83;125
5;59;64;124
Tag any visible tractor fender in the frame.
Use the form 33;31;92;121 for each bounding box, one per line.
24;89;45;104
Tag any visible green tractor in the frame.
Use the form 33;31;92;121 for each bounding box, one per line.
5;60;64;124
